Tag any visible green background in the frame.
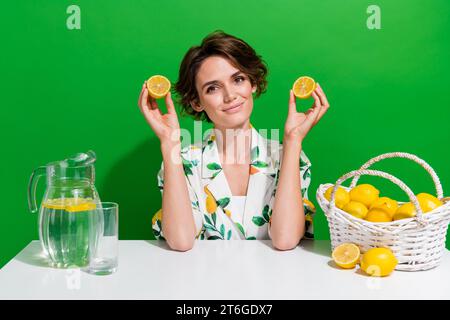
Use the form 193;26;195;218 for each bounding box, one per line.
1;0;449;268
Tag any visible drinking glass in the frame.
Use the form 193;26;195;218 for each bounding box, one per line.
86;202;119;275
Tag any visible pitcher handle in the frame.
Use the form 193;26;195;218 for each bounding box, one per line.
28;166;46;213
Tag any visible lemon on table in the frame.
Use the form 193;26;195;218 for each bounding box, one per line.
349;184;380;208
146;75;171;99
292;76;316;99
365;209;392;223
324;186;350;209
332;243;361;269
342;201;368;219
360;247;398;277
416;193;443;213
369;197;398;217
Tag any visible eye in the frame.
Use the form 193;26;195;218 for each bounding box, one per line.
235;76;245;83
206;86;217;94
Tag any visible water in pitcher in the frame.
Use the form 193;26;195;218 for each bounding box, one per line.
41;197;98;268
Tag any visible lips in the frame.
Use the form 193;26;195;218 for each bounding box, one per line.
223;102;244;113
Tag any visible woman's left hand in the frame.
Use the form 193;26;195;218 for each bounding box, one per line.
283;83;330;144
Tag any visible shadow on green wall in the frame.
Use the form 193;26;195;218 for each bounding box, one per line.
99;138;162;241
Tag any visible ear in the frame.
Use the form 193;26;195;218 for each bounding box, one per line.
190;100;204;112
252;86;257;93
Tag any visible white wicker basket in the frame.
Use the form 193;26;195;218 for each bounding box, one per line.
316;152;450;271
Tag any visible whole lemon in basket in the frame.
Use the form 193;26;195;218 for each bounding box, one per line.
342;201;368;219
365;209;392;223
349;184;380;208
369;197;398;217
393;202;417;221
360;247;398;277
416;193;443;213
324;186;350;209
332;243;361;269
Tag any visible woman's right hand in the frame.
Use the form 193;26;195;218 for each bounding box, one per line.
137;82;181;146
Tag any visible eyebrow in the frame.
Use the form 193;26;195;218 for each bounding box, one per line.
201;71;243;90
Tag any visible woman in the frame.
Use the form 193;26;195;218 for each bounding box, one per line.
138;30;329;251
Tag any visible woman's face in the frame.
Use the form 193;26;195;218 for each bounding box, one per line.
192;55;256;129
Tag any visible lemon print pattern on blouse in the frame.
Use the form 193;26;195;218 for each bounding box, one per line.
151;126;315;240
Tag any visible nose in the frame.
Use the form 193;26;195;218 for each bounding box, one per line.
223;85;237;103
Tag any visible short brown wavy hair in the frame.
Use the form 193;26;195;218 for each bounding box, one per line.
174;30;268;122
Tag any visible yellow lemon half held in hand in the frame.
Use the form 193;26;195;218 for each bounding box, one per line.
332;243;361;269
360;247;398;277
324;186;350;209
365;209;392;223
292;76;316;99
349;184;380;208
146;75;171;99
369;197;398;217
342;201;368;219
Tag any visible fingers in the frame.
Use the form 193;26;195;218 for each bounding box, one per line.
303;91;320;117
304;101;322;129
139;84;149;112
138;83;146;107
311;91;321;109
139;82;163;117
314;83;330;124
138;87;153;119
316;83;329;108
288;90;297;114
165;91;176;115
149;95;162;116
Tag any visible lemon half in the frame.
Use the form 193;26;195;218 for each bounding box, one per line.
146;75;171;99
332;243;361;269
292;76;316;99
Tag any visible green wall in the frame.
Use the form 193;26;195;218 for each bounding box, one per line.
1;0;449;268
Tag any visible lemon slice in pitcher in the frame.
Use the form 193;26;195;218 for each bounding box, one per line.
146;75;171;99
43;198;96;212
292;76;316;99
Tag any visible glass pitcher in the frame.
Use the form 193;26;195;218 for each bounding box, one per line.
28;150;103;268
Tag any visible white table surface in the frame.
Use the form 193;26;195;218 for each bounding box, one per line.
1;240;449;300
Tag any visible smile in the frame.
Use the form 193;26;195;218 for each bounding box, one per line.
223;102;244;114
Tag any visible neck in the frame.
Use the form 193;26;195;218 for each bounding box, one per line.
214;121;252;166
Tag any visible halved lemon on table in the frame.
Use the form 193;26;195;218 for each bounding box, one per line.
292;76;316;99
146;75;171;99
332;243;361;269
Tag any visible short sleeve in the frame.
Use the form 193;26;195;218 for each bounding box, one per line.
151;160;204;240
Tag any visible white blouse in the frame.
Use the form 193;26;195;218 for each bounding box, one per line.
229;196;247;225
152;126;315;240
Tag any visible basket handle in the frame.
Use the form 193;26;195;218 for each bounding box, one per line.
330;169;425;223
349;152;443;199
